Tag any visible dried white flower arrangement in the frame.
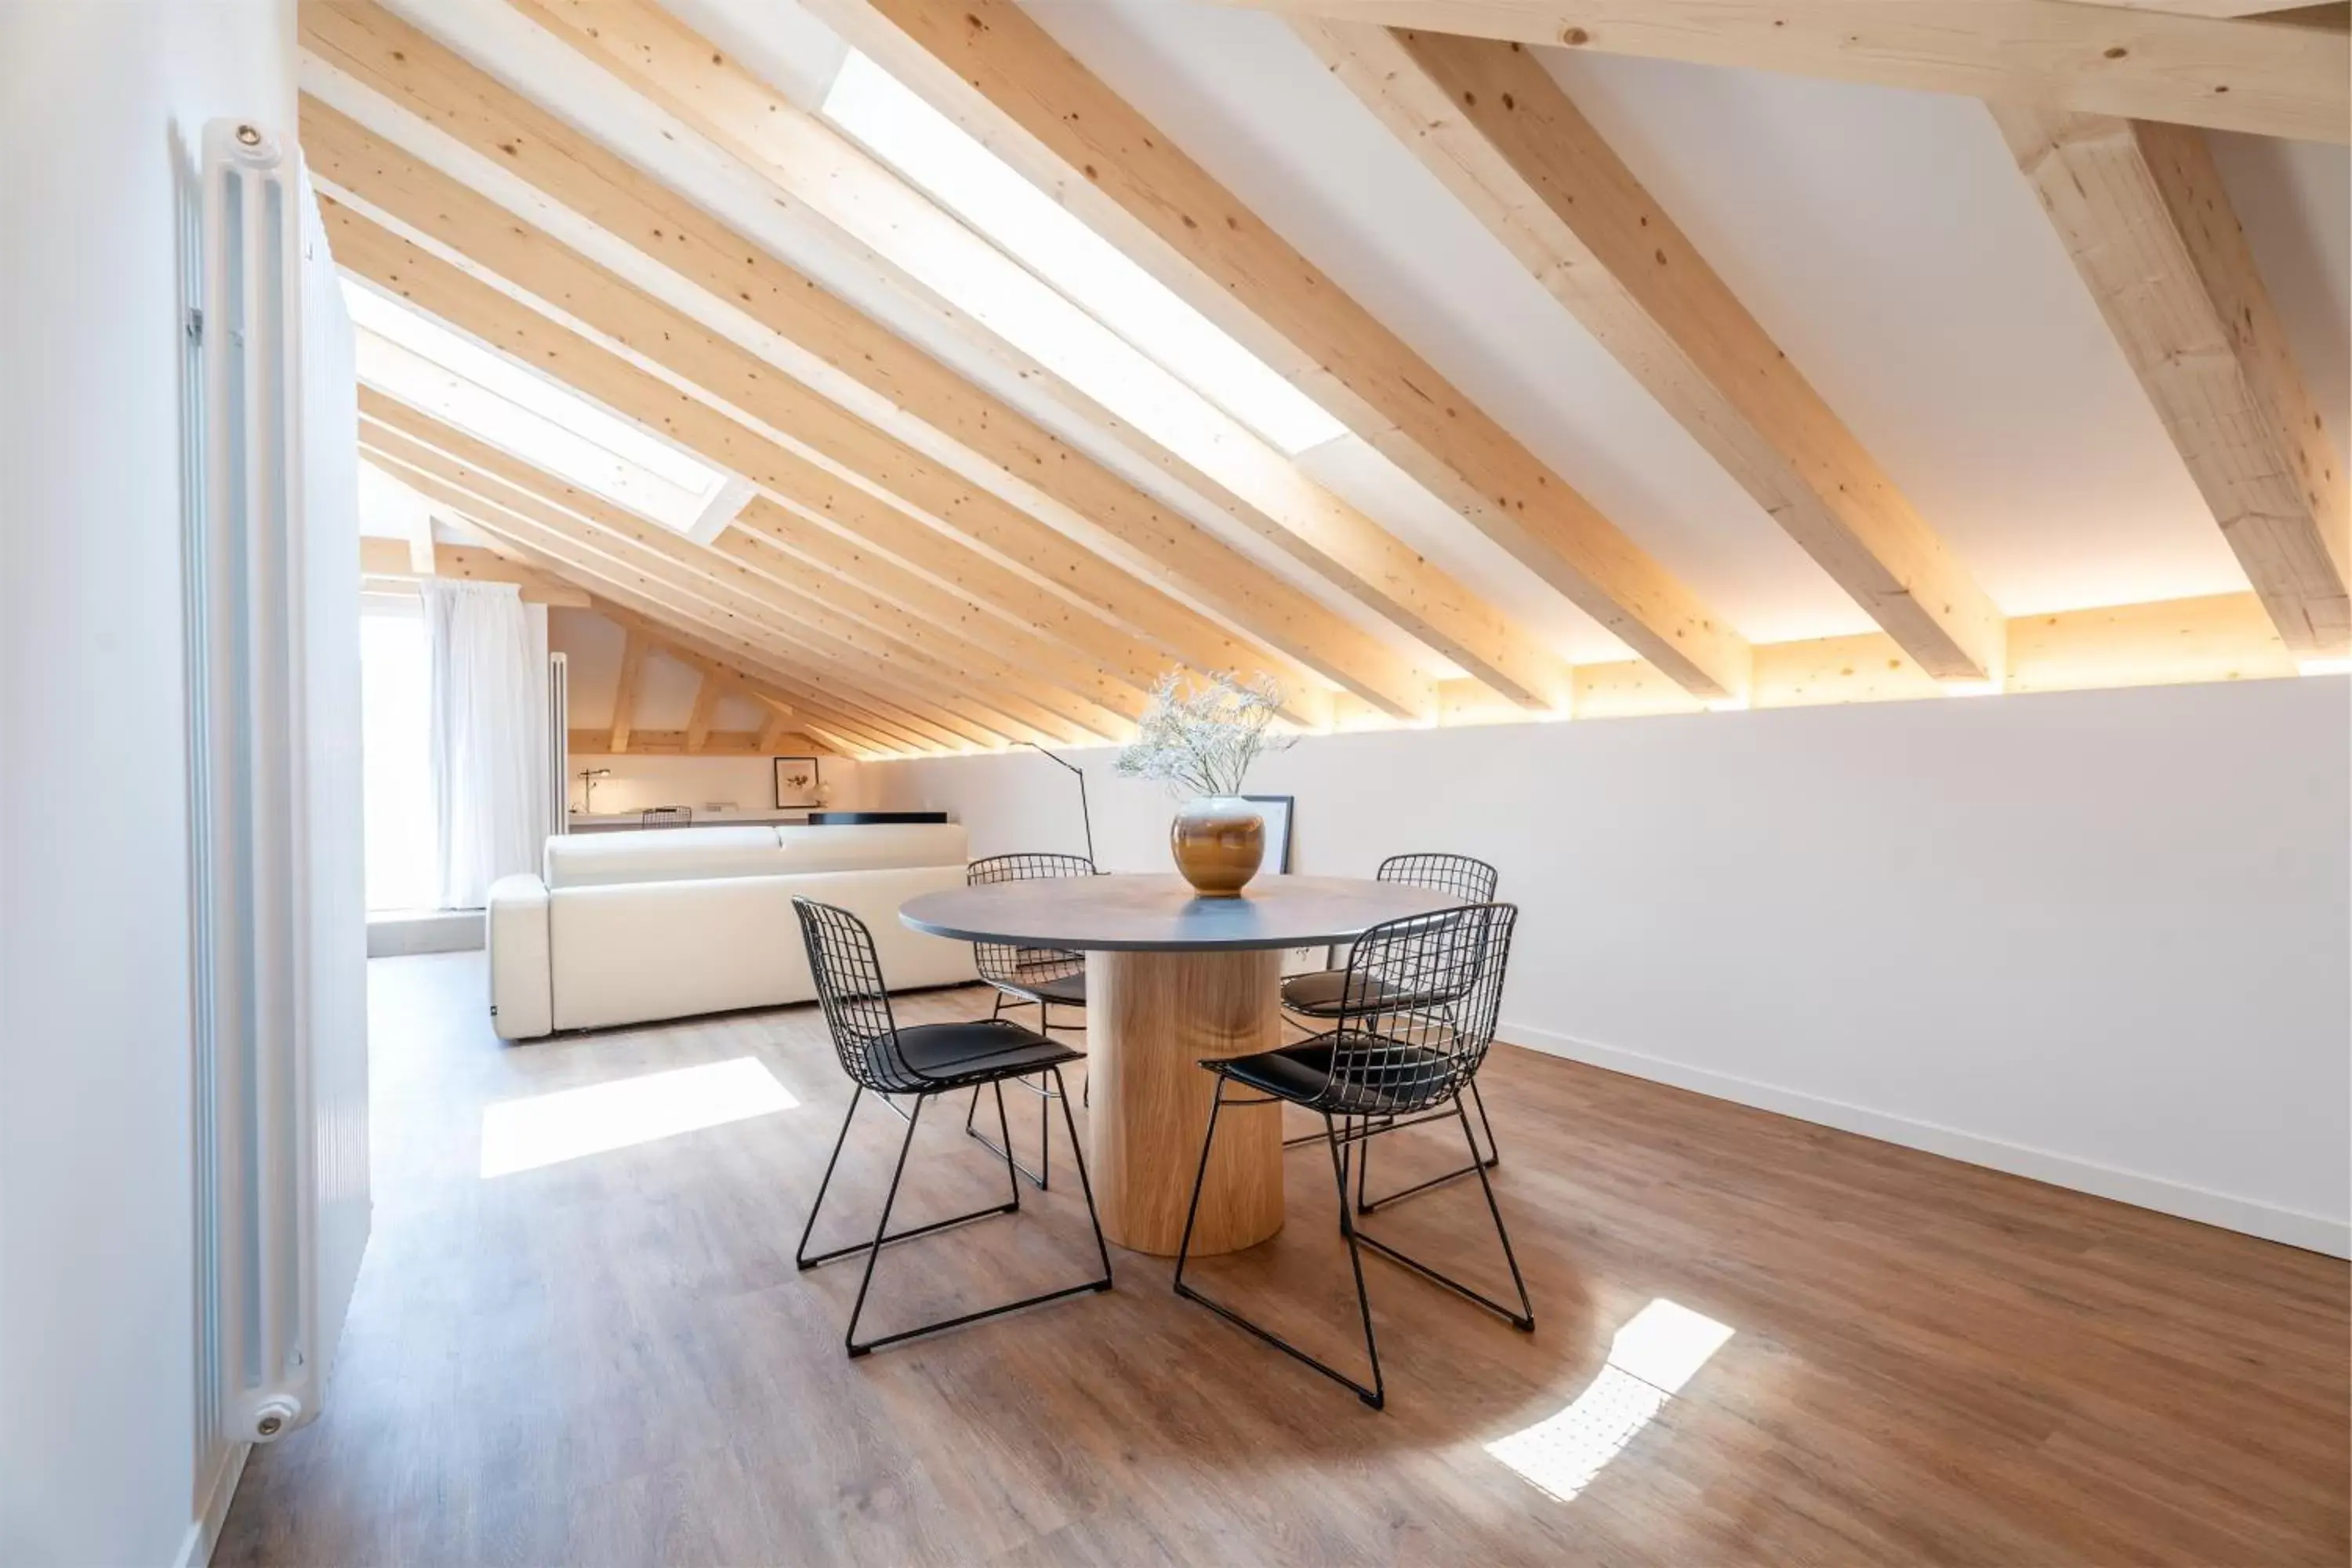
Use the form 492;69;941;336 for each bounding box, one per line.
1112;670;1294;798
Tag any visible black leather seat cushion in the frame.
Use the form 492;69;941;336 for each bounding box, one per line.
1019;971;1088;1006
894;1018;1080;1085
1217;1040;1459;1117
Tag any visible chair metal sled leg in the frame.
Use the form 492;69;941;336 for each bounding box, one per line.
1173;1080;1387;1408
791;897;1114;1359
960;853;1101;1185
964;1056;1057;1190
1352;1076;1503;1214
1173;902;1530;1408
797;1088;1019;1273
1345;1097;1534;1332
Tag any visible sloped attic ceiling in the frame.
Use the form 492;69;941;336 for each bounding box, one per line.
313;0;2350;754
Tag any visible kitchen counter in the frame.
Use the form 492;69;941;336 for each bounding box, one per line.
565;809;815;833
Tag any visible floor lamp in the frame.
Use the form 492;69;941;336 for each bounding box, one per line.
1015;741;1094;866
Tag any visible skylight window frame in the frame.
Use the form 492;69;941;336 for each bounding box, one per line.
818;50;1346;459
343;278;734;534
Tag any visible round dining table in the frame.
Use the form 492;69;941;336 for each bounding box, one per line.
900;873;1463;1257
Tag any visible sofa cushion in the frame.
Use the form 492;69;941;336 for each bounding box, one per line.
773;822;967;874
544;826;792;889
542;822;970;890
546;862;977;1031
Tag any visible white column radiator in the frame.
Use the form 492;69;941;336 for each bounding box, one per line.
550;652;570;835
187;117;370;1454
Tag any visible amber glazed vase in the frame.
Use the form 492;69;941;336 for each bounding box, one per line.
1170;796;1265;898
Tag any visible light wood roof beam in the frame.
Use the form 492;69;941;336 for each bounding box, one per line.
310;187;1331;731
711;501;1153;710
575;597;913;756
723;490;1167;697
682;671;725;753
2070;1;2336;15
608;628;648;754
590;625;903;758
481;528;969;753
356;535;589;604
357;411;1131;743
338;0;1564;710
358;387;1151;723
1203;0;2350;143
790;0;1748;697
302;94;1414;720
754;708;792;755
1994;107;2349;660
370;450;1040;750
381;468;978;753
1308;27;2006;681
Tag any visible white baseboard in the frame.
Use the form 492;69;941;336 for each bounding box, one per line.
175;1440;249;1568
1502;1021;2351;1259
366;909;484;957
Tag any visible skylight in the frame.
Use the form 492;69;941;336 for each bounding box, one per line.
343;279;735;534
821;51;1346;458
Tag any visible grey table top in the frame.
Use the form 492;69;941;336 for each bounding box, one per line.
899;873;1465;953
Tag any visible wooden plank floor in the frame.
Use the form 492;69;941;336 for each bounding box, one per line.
217;953;2349;1566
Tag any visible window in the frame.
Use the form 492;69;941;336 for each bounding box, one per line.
360;607;436;912
345;280;739;534
821;52;1345;458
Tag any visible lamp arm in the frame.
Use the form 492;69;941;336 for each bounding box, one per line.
1014;741;1094;866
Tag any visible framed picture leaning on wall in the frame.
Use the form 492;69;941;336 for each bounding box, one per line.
1243;794;1294;874
774;756;822;809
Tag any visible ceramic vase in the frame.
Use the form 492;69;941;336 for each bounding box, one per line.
1170;795;1265;898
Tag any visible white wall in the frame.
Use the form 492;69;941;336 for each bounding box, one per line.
0;3;294;1564
868;677;2351;1255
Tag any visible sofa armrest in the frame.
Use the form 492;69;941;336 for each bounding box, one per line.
486;873;553;1041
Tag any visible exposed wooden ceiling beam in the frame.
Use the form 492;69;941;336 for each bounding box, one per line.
358;387;1152;724
792;0;1749;697
301;90;1420;720
356;535;588;604
368;445;1038;750
754;708;793;756
571;726;810;757
1203;0;2350;142
1305;25;2006;681
607;626;648;754
1993;107;2349;661
357;408;1132;743
723;492;1170;699
374;466;973;753
571;597;912;757
310;192;1333;732
713;502;1152;710
2070;0;2337;15
681;670;726;753
365;0;1570;711
481;528;967;753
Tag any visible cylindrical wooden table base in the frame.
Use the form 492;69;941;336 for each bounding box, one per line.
1084;947;1285;1256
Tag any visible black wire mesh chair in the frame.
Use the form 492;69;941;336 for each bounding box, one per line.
640;805;693;829
1279;853;1505;1206
1175;902;1530;1409
960;852;1100;1190
792;897;1113;1358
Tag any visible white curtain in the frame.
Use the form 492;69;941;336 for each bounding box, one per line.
422;580;548;908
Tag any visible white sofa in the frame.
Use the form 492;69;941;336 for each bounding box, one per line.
485;822;975;1040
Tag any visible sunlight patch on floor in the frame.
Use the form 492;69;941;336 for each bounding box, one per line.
1486;1298;1734;1503
479;1057;798;1177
